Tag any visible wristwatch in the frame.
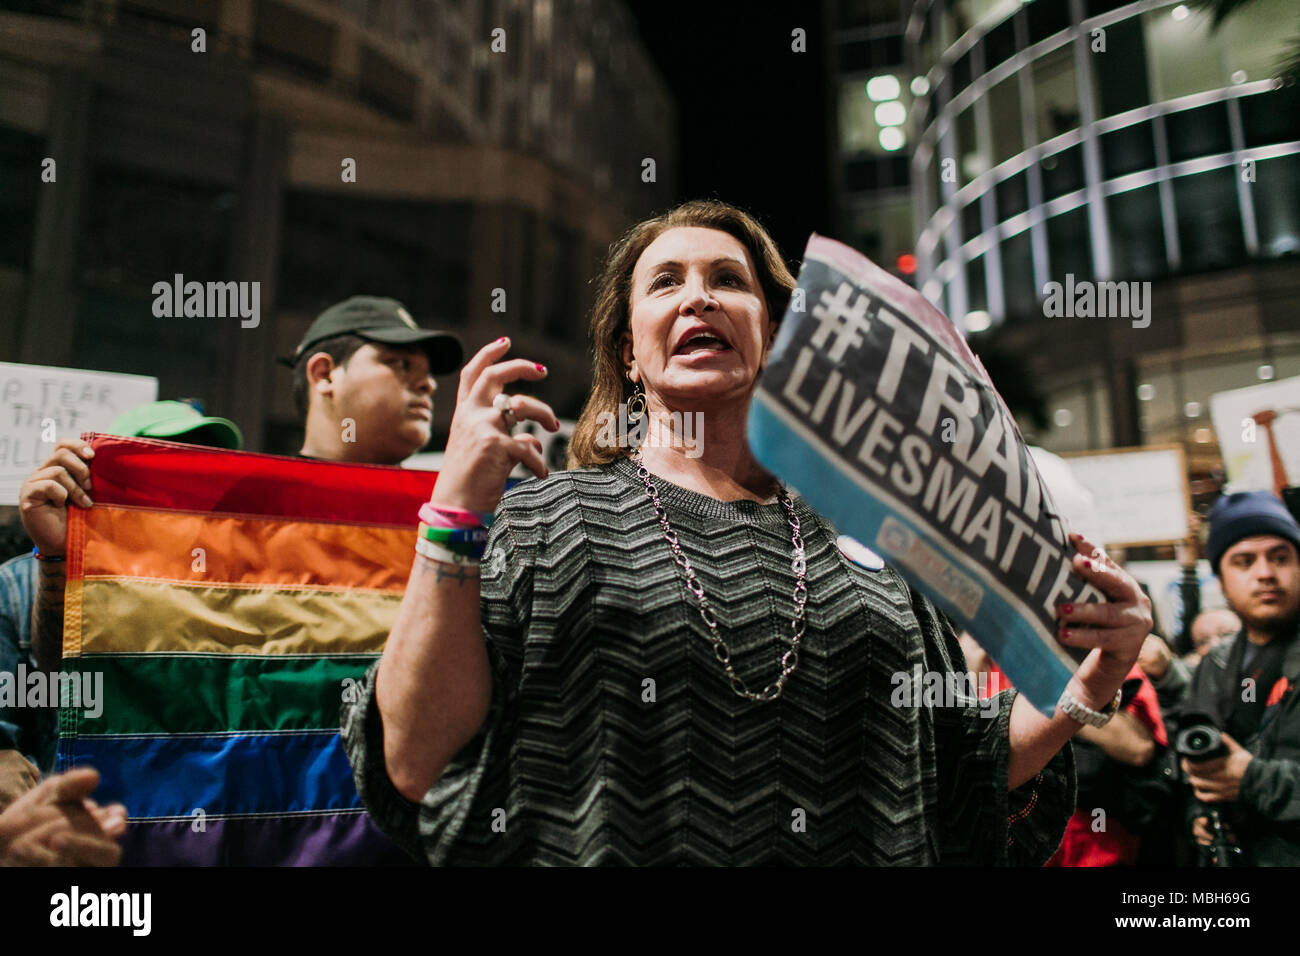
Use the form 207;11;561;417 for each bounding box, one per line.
1057;686;1124;727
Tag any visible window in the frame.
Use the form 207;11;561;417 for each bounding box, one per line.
1224;0;1296;83
1032;47;1080;141
996;169;1028;221
1046;207;1092;282
1181;358;1271;434
999;228;1037;322
1166;102;1231;164
279;193;471;325
923;3;942;67
1107;184;1166;279
838;0;908;30
962;196;983;242
1085;0;1131;16
1144;5;1229;102
1091;16;1150;117
1044;385;1090;452
1136;367;1178;441
966;255;988;314
957;103;985;183
840;76;913;156
847;196;916;266
74;290;216;409
1041;144;1085;199
1172;168;1246;270
984;13;1018;70
0;127;42;271
964;0;1020;31
1240;88;1300;149
988;75;1024;164
953;47;973;91
1101;120;1156;179
79;164;231;297
254;0;334;83
1254;155;1300;258
1026;0;1071;45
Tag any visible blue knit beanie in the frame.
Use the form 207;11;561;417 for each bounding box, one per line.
1206;491;1300;574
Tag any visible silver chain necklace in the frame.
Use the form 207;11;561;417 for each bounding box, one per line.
631;448;808;701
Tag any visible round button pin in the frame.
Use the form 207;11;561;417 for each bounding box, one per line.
836;534;885;571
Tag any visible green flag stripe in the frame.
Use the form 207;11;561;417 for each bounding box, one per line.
62;654;378;736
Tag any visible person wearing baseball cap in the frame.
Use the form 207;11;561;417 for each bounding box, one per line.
106;399;243;450
284;296;464;466
1181;490;1300;865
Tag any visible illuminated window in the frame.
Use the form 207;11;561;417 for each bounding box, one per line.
1144;5;1229;101
1032;47;1079;141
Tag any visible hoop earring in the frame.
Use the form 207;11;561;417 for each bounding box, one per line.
626;383;647;425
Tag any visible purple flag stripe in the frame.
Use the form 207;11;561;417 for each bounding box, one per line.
120;810;417;866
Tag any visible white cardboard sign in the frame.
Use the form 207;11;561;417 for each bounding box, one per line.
0;362;158;505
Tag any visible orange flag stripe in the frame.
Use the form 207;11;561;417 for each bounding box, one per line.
81;505;416;591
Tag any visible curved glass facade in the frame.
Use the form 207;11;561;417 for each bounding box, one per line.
908;0;1300;329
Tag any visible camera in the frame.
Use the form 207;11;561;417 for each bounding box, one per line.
1175;720;1228;763
1173;711;1243;867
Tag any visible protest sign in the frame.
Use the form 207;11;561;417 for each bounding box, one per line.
0;362;157;504
1209;375;1300;493
1059;445;1189;547
748;235;1099;716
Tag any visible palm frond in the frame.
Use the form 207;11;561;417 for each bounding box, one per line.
1189;0;1260;28
1279;35;1300;86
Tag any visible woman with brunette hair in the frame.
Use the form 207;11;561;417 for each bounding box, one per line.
343;199;1153;865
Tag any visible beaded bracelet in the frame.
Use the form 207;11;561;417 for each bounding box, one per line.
32;546;66;563
417;523;490;546
415;537;481;566
419;502;493;530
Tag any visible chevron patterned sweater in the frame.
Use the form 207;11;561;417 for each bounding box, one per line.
343;455;1075;865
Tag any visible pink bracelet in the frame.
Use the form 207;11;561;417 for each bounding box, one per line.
419;501;493;529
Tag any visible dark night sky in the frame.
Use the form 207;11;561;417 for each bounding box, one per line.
624;0;836;267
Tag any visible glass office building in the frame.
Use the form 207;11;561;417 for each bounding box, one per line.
1;0;675;452
907;0;1300;455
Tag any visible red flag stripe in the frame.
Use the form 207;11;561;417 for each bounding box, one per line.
81;434;437;525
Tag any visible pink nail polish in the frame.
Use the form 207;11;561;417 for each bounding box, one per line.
497;336;508;343
1061;603;1073;614
1060;629;1070;640
536;363;546;372
1083;560;1091;569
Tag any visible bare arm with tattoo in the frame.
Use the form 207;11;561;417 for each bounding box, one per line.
377;338;558;802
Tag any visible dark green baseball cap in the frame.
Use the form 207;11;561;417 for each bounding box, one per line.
285;296;464;373
108;401;243;449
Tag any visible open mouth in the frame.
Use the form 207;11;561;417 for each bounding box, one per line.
673;327;733;357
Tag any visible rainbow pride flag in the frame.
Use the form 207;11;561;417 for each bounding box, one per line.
56;434;436;865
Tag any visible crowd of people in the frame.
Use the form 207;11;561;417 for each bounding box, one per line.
0;199;1294;866
965;491;1300;866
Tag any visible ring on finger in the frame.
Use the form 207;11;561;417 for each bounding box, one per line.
493;392;517;429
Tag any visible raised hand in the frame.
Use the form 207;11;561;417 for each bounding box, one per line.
430;337;560;514
18;439;95;557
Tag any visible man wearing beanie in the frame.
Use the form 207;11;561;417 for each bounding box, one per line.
1180;490;1300;864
